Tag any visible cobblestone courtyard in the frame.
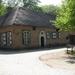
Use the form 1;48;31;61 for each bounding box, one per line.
0;48;75;75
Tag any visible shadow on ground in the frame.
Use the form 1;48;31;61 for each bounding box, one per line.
62;56;75;64
0;46;65;55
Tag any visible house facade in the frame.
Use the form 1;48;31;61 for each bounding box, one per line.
0;25;71;49
0;7;74;49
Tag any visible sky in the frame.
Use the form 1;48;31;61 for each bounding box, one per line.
40;0;62;6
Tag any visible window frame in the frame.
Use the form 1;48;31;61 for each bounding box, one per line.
58;32;61;39
1;32;7;45
52;32;57;39
46;32;52;39
22;30;31;44
7;31;12;46
33;27;36;30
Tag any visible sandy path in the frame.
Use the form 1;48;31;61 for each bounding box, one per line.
39;51;75;70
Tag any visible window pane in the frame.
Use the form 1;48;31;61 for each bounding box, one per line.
3;33;6;36
47;32;49;35
4;37;6;40
9;32;12;35
10;37;12;40
47;36;49;39
53;36;56;38
10;41;12;44
46;32;50;39
53;33;56;35
59;36;60;38
4;41;6;44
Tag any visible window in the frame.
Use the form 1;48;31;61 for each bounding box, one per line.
46;32;50;39
56;32;61;39
23;30;30;44
33;27;36;30
1;33;6;45
0;32;12;46
46;32;51;39
58;32;61;38
7;32;12;45
52;32;56;39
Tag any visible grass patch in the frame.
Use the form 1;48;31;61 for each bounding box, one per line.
71;51;75;55
67;50;75;56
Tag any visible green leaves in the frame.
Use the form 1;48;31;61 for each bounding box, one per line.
23;0;40;8
53;0;75;31
0;0;7;16
41;5;61;15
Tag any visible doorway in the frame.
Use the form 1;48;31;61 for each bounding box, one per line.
39;31;46;47
41;37;44;47
69;35;75;45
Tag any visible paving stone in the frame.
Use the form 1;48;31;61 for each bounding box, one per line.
0;48;75;75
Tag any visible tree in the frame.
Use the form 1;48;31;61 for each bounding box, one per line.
0;0;2;7
3;0;23;8
31;6;42;11
0;0;7;15
41;5;61;15
0;6;7;15
52;0;75;31
23;0;40;8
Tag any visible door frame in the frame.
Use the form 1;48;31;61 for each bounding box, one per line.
39;31;46;47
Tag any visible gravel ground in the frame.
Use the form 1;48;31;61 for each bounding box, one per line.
39;51;75;70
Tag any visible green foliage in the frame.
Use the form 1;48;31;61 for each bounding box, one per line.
3;0;23;8
0;0;24;16
31;6;42;11
41;5;61;15
0;0;42;16
67;50;75;56
53;0;75;31
22;0;43;11
0;0;7;16
0;6;7;15
0;0;2;7
23;0;40;8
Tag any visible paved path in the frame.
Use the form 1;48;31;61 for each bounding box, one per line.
0;48;75;75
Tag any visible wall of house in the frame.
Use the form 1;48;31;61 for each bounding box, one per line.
46;31;69;46
12;26;70;49
0;26;73;50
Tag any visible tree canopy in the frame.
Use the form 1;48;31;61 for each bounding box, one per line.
0;0;7;15
3;0;23;7
41;5;61;15
23;0;40;8
52;0;75;31
0;0;41;16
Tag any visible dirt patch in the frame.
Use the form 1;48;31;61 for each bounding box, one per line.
39;51;75;70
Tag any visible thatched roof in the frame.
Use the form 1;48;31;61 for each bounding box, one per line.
0;7;56;28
